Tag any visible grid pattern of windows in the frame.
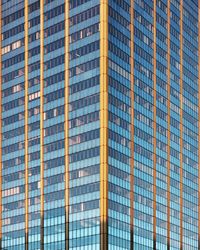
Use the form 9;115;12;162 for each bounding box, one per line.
0;0;200;250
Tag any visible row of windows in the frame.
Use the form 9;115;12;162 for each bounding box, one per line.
45;55;64;72
44;140;65;154
109;6;129;29
134;10;153;33
108;164;129;181
69;93;99;112
109;42;129;64
171;26;180;40
2;8;24;26
44;122;64;137
109;24;129;46
157;139;167;152
135;143;153;160
70;199;99;214
134;127;152;144
44;71;64;87
70;182;99;197
28;60;40;73
134;110;153;128
135;94;152;112
109;76;129;96
44;156;64;170
109;200;129;214
70;164;99;180
28;0;40;13
2;67;24;83
3;112;24;126
3;97;24;111
2;126;24;140
157;44;167;59
45;21;64;38
70;41;99;60
29;45;40;58
2;39;24;55
70;58;99;77
183;110;198;126
109;60;129;79
135;60;153;80
109;112;129;130
183;51;198;69
157;60;166;75
157;0;167;14
3;170;24;184
29;151;40;162
29;15;40;29
44;105;64;120
45;190;64;203
28;137;40;147
135;0;153;17
2;23;24;41
156;13;167;29
109;147;129;164
70;5;99;26
3;155;24;170
28;121;40;132
70;23;99;44
111;0;130;12
183;65;198;85
183;81;198;99
69;217;100;231
69;0;91;9
157;124;166;137
109;182;129;198
2;213;24;226
44;4;64;21
157;76;167;91
69;111;99;129
2;52;24;68
184;126;197;141
2;141;24;155
135;77;153;96
45;38;64;54
135;160;153;176
45;173;64;187
70;147;99;163
69;129;99;146
28;106;40;117
70;75;99;94
29;31;40;43
157;107;167;121
134;27;153;48
134;177;152;192
44;88;64;104
109;130;129;147
109;94;129;112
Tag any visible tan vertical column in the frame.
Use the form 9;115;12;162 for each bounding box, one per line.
198;2;200;249
166;1;171;249
65;1;70;249
0;2;2;248
130;2;134;250
100;1;108;250
153;1;157;249
40;1;44;249
179;1;183;249
24;1;29;249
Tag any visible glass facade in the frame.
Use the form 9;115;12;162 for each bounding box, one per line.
0;0;199;249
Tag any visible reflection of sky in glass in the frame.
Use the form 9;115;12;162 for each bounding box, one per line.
0;0;199;249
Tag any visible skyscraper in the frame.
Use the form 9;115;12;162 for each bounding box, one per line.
0;0;199;249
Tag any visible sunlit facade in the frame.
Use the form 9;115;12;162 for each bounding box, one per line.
0;0;199;249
